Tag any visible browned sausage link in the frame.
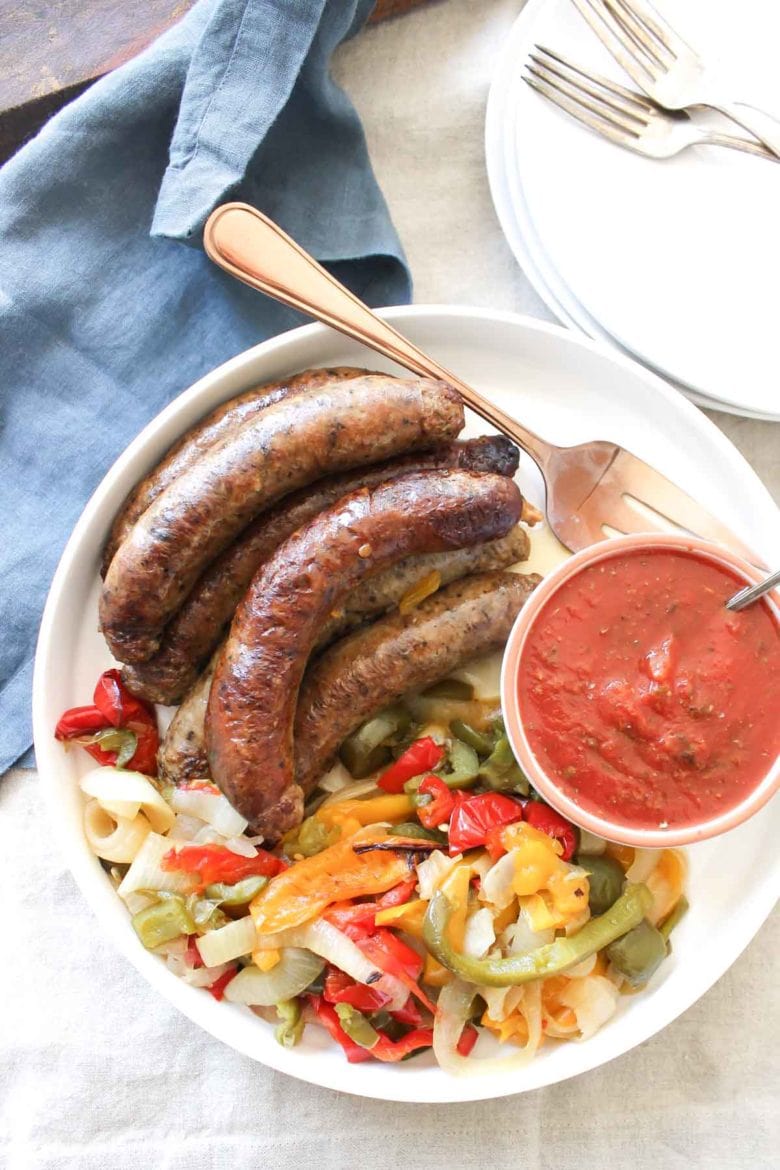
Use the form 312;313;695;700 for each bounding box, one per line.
206;470;523;839
156;654;217;785
121;435;520;704
294;570;541;794
151;529;530;783
100;376;464;664
315;524;530;650
101;367;372;576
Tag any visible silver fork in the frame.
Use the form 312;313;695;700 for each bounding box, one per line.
524;47;777;162
570;0;780;157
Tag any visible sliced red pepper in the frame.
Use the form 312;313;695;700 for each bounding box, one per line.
310;996;373;1063
448;792;525;856
162;843;286;890
54;706;107;738
485;823;509;862
523;801;578;861
207;965;238;1001
376;877;418;909
323;877;419;939
456;1024;479;1056
371;1027;434;1062
377;737;445;794
54;670;159;775
416;774;456;830
357;929;437;1014
323;967;391;1013
180;779;221;794
391;995;423;1027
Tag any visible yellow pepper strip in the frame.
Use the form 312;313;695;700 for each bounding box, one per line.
374;898;427;940
423;952;452;988
492;897;519;934
316;794;414;830
252;948;281;971
250;826;414;934
605;842;635;872
519;891;566;932
439;863;472;950
481;1008;531;1046
646;849;687;926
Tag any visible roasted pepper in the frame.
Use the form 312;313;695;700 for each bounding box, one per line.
423;883;653;986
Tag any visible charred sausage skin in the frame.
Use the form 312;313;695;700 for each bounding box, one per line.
294;570;541;793
101;368;371;577
206;470;523;839
100;376;464;664
122;435;520;704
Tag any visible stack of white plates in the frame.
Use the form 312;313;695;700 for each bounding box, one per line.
486;0;780;420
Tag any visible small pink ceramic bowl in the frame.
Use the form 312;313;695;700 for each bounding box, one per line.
501;533;780;849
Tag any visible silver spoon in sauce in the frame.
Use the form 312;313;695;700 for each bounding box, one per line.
726;567;780;612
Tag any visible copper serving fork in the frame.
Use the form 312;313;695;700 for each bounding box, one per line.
203;202;759;562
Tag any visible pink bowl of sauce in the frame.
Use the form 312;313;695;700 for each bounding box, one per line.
501;534;780;848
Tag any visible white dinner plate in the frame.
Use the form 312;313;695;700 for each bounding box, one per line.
487;0;780;419
33;307;780;1101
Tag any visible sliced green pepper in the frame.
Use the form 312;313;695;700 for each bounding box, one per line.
275;998;304;1048
606;919;667;986
658;895;689;943
450;719;493;757
334;1003;380;1049
422;678;475;701
186;895;227;931
339;705;411;777
283;814;341;858
577;854;625;916
436;739;480;789
423;883;653;987
132;895;195;950
392;821;447;844
479;735;529;795
204;875;268;906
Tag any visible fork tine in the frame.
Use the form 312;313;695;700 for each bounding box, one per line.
608;0;693;57
528;53;650;131
606;0;673;65
608;450;767;566
523;73;638;147
568;0;656;84
533;46;655;119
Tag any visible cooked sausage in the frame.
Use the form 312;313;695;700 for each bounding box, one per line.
315;524;530;650
121;436;520;704
101;366;370;576
157;655;216;785
294;570;541;794
151;527;530;783
100;375;464;664
206;469;523;839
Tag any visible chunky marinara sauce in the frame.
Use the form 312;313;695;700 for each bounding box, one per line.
518;549;780;830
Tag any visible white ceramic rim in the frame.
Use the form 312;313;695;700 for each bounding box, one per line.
32;305;780;1101
501;533;780;849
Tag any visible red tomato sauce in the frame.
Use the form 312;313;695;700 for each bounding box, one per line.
518;550;780;830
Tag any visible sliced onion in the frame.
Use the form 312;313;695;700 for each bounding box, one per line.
254;919;407;1010
479;852;517;910
577;828;607;855
118;831;198;898
183;961;236;989
168;813;207;842
626;848;660;884
223;835;259;858
317;761;357;795
564;953;597;979
196;916;257;967
499;915;554;956
463;908;496;958
224;949;325;1005
559;974;620;1040
169;787;247;837
80;766;175;833
433;979;542;1075
84;800;152;863
320;778;379;807
417;851;461;900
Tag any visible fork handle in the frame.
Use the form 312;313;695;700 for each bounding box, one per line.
202;203;559;472
701;101;780;159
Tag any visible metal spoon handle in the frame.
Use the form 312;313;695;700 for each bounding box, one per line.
726;567;780;611
202;202;558;472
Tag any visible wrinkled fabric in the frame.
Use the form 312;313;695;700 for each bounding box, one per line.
0;0;410;773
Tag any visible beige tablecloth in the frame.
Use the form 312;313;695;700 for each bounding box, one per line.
2;2;778;1167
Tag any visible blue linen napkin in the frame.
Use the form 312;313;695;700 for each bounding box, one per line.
0;0;411;774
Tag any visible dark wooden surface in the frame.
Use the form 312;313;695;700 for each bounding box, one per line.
0;0;434;164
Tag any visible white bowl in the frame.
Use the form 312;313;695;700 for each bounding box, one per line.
33;306;780;1101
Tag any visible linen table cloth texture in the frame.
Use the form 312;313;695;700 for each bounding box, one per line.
0;0;411;776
